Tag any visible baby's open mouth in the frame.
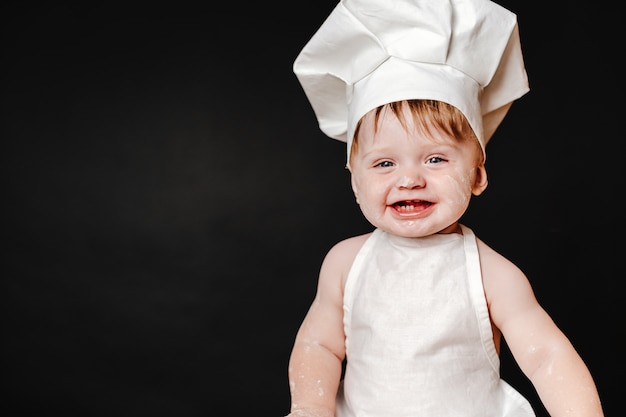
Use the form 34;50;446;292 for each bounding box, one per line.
392;200;433;213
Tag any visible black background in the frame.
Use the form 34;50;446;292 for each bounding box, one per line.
2;2;623;416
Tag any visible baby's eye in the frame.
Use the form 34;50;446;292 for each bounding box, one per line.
426;156;445;164
374;160;395;168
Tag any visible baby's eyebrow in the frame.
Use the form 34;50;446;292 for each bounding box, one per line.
359;150;397;162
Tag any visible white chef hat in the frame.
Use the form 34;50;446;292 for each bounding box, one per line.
293;0;530;162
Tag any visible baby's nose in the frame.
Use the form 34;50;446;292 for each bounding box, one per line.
397;173;425;189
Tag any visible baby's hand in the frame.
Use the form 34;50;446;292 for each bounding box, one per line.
285;408;334;417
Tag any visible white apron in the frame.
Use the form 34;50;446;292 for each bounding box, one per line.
336;225;535;417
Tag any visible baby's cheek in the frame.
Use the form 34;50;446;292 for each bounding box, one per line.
444;174;473;211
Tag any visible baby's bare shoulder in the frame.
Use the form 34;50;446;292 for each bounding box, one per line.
320;232;372;284
332;232;372;253
475;236;525;278
474;236;537;319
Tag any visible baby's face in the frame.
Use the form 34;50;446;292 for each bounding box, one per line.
349;107;487;237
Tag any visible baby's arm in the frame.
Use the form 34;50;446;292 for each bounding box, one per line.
286;235;368;417
479;239;604;417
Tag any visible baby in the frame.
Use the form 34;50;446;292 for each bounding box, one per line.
284;1;604;416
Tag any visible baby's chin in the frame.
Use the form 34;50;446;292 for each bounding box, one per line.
377;221;461;238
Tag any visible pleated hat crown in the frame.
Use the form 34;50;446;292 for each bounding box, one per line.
293;0;530;161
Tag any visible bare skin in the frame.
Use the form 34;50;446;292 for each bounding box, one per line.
286;104;604;417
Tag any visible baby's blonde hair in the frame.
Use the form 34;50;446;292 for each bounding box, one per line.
351;100;483;165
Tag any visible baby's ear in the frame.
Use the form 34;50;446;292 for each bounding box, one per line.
472;165;488;196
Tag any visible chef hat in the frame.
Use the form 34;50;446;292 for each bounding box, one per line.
293;0;530;162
